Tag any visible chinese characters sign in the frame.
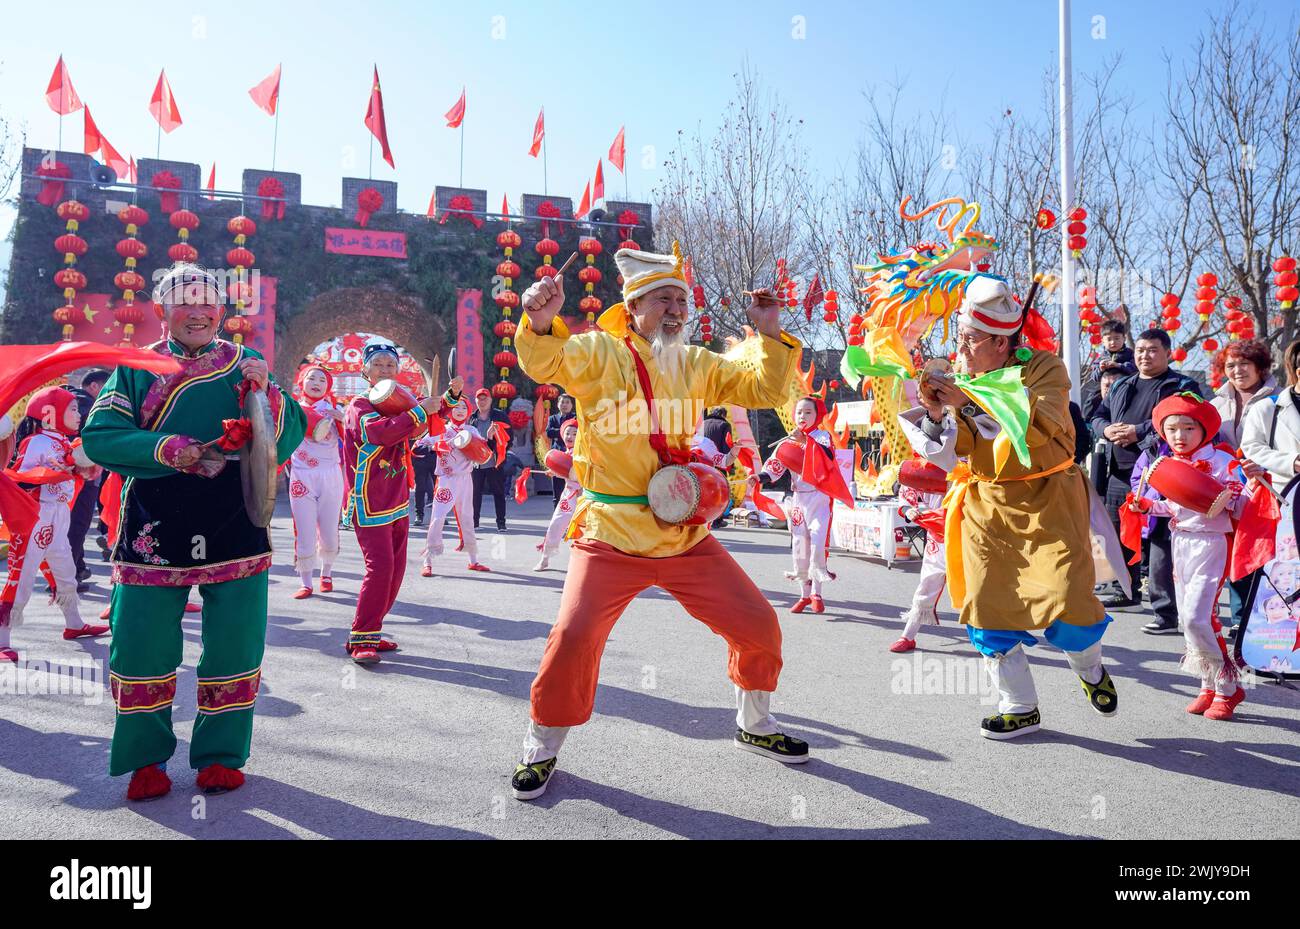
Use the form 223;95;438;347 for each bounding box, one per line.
456;289;484;397
324;227;408;258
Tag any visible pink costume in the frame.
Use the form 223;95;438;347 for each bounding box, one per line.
422;403;483;570
289;366;345;591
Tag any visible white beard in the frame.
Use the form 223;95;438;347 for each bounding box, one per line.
650;325;689;383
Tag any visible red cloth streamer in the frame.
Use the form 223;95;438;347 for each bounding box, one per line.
99;472;123;548
735;446;786;521
487;421;509;467
911;509;946;542
36;161;71;207
0;342;180;424
258;176;286;220
1230;478;1281;581
1119;493;1150;565
1020;306;1058;352
355;187;384;228
151;171;182;214
440;194;483;229
801;439;854;507
216;418;253;452
514;467;532;504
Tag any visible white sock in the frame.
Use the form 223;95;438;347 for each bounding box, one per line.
801;579;812;598
320;558;335;580
298;569;313;589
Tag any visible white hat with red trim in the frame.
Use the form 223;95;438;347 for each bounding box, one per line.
956;275;1021;338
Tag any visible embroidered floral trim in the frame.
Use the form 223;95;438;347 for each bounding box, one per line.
197;668;261;716
110;672;178;714
141;341;241;428
112;554;271;587
155;435;200;471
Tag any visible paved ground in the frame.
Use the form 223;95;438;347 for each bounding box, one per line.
1;494;1298;840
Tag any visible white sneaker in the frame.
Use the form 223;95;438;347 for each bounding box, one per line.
532;556;550;572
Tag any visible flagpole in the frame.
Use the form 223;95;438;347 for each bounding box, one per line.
459;117;465;188
272;64;281;171
155;119;162;161
624;128;629;200
1059;0;1080;404
57;53;63;153
369;134;374;181
543;132;548;196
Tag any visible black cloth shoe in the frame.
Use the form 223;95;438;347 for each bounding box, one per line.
76;567;92;582
511;757;558;801
1080;667;1118;717
733;728;810;764
1098;593;1138;608
1142;617;1179;635
980;708;1041;740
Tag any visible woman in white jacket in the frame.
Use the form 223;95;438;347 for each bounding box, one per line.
1211;339;1277;449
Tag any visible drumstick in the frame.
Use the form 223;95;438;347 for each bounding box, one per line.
556;251;580;277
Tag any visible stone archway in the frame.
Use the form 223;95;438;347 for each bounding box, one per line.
275;286;449;391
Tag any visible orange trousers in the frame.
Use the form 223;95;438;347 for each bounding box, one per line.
530;535;784;727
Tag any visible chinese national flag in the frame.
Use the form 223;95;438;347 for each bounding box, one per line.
83;106;102;155
364;66;395;168
528;107;545;157
45;55;83;116
608;126;625;173
149;69;183;134
249;64;281;116
576;181;591;219
445;87;466;128
206;163;217;199
593;160;605;201
803;272;824;322
100;135;129;181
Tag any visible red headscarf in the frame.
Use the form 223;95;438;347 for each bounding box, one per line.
1152;392;1221;454
794;395;828;432
296;364;338;409
24;386;78;435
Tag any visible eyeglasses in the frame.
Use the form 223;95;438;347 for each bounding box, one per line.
955;330;993;348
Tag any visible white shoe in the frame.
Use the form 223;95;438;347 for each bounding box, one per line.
532;556;550;572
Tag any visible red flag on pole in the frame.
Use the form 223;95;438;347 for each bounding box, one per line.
593;160;605;201
45;55;83;116
445;87;466;128
528;107;545;157
248;64;281;116
206;163;217;199
100;135;129;181
148;69;183;134
608;126;626;173
426;191;437;218
364;66;395;168
83;106;102;155
501;194;509;216
576;182;591;219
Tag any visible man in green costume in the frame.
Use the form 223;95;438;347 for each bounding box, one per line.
82;263;305;801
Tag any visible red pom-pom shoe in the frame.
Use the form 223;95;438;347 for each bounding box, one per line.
196;764;244;794
1186;689;1215;715
420;565;433;577
126;764;172;802
320;577;334;593
63;624;110;640
468;563;492;572
1204;687;1246;721
810;596;825;614
889;637;917;653
791;597;812;614
292;586;313;600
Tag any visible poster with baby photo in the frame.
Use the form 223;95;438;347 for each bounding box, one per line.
1237;480;1300;679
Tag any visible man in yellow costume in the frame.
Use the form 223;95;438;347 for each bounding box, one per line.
902;276;1118;739
508;242;809;801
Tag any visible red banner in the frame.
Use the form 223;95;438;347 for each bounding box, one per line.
244;275;277;369
456;289;484;397
324;227;408;258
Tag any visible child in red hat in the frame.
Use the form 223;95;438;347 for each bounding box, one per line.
1129;392;1252;720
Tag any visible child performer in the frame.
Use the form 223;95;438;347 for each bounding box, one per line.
751;396;836;614
891;481;948;653
1127;393;1252;720
534;420;581;572
288;365;346;599
421;394;491;575
1;387;107;661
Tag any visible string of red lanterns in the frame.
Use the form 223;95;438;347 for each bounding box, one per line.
51;200;90;340
224;218;257;345
1079;286;1101;346
822;289;839;325
113;205;150;345
1274;256;1297;310
578;236;604;326
494;225;523;410
1067;207;1088;258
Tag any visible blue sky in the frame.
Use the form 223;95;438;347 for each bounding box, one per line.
0;0;1248;286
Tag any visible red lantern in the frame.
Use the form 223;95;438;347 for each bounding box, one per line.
1068;235;1087;255
224;315;254;344
578;267;602;285
168;242;198;264
494;350;518;372
1275;256;1298;309
115;304;144;344
52;305;76;340
118;205;149;234
535;238;560;257
228;215;257;244
619;240;640;252
55;234;88;265
534;265;558;279
227;247;255;269
114;270;145;293
579;237;603;256
1035;208;1056;230
54;268;86;301
1164;318;1181;331
170;209;199;239
534;384;559;402
495;290;520;309
494;320;517;339
491;382;517;401
1089;333;1102;346
1172;348;1187;362
56;200;89;232
497;260;521;280
579;295;604;314
496;229;522;253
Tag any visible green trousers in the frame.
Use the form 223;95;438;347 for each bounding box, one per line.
108;573;268;777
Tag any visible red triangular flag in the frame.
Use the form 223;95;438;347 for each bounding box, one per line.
149;69;183;134
427;191;437;218
364;66;395;169
100;135;129;181
445;87;466;128
801;440;853;507
528;107;545;158
249;64;281;116
576;181;591;219
608;126;626;173
83;106;102;155
45;55;83;116
593;160;605;201
206;163;217;199
501;194;509;217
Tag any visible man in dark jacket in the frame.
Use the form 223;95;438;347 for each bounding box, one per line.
1089;329;1204;627
66;370;109;589
468;388;512;531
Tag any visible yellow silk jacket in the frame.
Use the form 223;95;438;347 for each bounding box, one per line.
517;304;801;557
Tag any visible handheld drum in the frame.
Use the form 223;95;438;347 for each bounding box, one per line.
368;379;418;416
544;449;573;480
899;458;948;495
772;438;805;475
452;428;494;465
646;461;730;526
1145;455;1234;517
303;406;334;442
